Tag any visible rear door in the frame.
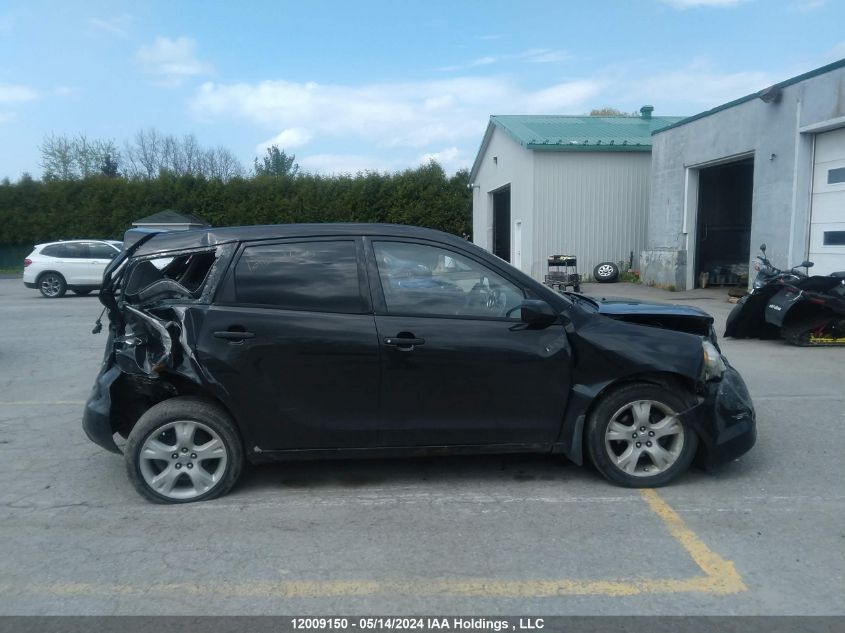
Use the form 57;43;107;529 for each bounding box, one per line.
195;237;380;451
56;242;91;284
86;242;120;285
367;238;571;448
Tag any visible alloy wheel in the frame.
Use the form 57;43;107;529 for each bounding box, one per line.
597;264;615;278
40;275;62;297
138;420;228;501
604;399;684;477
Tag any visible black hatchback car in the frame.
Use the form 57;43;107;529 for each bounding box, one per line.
83;224;756;503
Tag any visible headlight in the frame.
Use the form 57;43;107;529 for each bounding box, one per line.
702;341;726;381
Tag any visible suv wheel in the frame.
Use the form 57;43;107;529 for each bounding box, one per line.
38;272;67;298
125;397;244;503
586;383;698;487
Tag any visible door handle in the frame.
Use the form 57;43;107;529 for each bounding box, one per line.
213;330;255;341
383;335;425;350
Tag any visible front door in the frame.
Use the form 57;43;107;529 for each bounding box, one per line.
196;238;380;450
368;239;571;447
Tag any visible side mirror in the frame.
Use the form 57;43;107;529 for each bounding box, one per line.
800;261;814;269
760;243;767;253
520;299;557;326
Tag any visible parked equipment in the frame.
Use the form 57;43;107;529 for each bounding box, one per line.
725;243;845;346
544;255;581;293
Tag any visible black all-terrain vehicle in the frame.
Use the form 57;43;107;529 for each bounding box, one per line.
725;243;845;346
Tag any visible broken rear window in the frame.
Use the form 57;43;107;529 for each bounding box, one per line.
124;251;217;304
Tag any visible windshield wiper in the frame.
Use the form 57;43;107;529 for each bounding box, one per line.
563;291;599;309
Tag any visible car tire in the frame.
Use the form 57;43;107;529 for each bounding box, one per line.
124;396;244;504
586;383;698;487
593;262;619;283
37;272;67;298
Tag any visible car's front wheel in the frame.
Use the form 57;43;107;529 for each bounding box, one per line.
125;397;244;503
38;272;66;298
586;383;698;487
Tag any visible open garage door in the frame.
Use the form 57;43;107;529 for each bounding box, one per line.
809;128;845;275
695;158;754;287
492;186;511;262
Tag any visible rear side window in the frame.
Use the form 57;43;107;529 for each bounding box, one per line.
89;243;119;259
62;243;89;258
234;241;364;313
40;245;65;257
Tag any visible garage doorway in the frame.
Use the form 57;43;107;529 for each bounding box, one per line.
492;186;511;262
695;158;754;286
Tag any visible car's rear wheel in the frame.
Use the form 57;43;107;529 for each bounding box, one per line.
38;272;66;298
125;397;243;503
586;383;697;487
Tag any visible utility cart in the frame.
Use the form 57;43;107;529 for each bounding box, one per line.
544;255;581;293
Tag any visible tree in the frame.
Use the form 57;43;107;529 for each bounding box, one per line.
589;107;638;117
254;145;299;178
40;133;76;180
100;152;120;178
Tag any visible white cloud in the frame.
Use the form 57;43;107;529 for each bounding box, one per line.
192;76;601;151
519;48;571;64
661;0;745;7
439;48;570;72
0;83;38;104
256;127;313;153
135;37;213;87
418;146;468;172
622;60;773;108
88;15;132;38
795;0;826;9
297;153;401;175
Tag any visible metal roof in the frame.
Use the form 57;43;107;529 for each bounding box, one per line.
469;113;684;181
490;114;684;152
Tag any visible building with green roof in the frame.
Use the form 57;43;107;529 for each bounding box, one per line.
469;106;683;282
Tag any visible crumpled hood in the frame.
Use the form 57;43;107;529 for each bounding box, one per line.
592;296;714;338
595;296;714;321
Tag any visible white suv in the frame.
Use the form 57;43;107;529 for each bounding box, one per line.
23;240;123;298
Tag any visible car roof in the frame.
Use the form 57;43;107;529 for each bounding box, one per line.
132;223;470;257
37;239;120;248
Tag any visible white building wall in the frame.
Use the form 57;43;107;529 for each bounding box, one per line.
531;152;652;282
471;127;534;270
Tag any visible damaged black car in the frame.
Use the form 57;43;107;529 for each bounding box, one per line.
83;224;756;503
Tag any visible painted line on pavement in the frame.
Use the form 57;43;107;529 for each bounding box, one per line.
1;489;746;599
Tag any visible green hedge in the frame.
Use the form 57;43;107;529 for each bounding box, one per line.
0;162;471;246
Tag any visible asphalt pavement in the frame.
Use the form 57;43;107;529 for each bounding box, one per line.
0;279;842;615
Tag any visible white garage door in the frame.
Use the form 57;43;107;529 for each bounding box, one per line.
809;127;845;275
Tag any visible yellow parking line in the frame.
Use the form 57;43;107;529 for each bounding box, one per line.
1;489;746;599
639;488;747;594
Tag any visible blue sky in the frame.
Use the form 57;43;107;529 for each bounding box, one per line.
0;0;843;179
